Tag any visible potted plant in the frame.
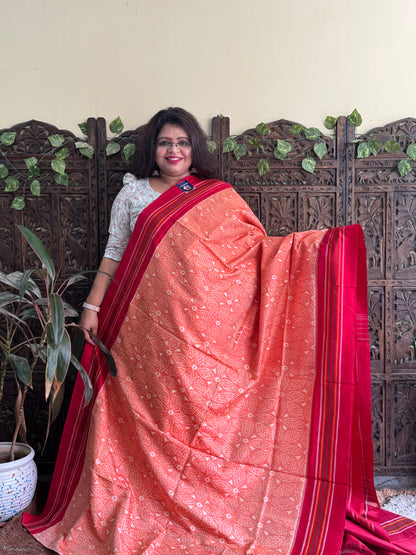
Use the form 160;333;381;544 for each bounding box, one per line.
0;225;115;522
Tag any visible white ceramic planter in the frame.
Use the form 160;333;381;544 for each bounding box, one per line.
0;442;37;522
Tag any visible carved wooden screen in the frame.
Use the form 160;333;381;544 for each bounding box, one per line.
0;119;99;468
349;119;416;474
1;116;415;477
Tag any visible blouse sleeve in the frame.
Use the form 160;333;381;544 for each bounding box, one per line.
103;179;132;261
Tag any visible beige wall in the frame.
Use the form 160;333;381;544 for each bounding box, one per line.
1;0;415;136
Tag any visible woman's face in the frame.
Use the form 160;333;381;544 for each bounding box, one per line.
155;124;192;182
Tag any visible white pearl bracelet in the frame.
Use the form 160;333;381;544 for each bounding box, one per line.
83;302;100;313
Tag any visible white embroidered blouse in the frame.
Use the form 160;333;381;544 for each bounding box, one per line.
104;173;160;261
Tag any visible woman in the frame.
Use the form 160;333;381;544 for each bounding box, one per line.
80;107;217;344
24;108;416;554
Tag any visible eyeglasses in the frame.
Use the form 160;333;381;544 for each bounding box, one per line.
157;140;191;149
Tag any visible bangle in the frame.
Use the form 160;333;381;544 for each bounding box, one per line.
83;302;100;313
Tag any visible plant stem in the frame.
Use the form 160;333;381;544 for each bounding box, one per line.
9;383;28;462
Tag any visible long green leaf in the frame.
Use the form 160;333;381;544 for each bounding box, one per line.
55;329;71;384
89;331;117;377
10;354;31;385
0;291;22;306
18;225;55;280
49;293;65;344
19;270;39;299
70;353;93;405
45;322;58;388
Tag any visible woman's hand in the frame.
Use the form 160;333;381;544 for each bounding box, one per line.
79;257;120;345
79;308;99;345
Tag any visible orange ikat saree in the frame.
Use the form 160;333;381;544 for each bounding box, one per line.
24;176;416;554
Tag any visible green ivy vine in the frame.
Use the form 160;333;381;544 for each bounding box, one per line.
0;123;93;210
222;109;363;177
0;117;135;210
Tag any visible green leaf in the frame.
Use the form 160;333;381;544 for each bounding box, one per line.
109;116;124;134
384;140;400;153
54;329;71;385
248;137;261;149
54;173;69;186
257;159;270;177
347;109;363;127
398;159;412;177
222;137;237;153
313;142;327;160
206;139;217;153
302;157;316;173
55;147;69;160
30;180;41;196
18;225;55;280
1;132;16;146
273;148;287;160
255;122;270;136
406;143;416;161
78;122;88;135
24;156;39;180
19;269;40;299
49;293;65;344
88;332;117;378
5;176;19;192
324;116;337;130
48;134;65;148
70;353;93;404
276;139;292;156
304;127;321;141
75;141;94;159
51;159;66;175
122;143;136;164
24;157;38;169
106;141;121;156
368;139;382;156
289;124;304;135
27;165;40;179
46;323;58;386
233;143;248;161
0;270;41;298
0;164;9;178
11;197;25;210
357;142;371;159
9;354;31;385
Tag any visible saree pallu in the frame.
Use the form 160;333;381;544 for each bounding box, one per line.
24;176;416;554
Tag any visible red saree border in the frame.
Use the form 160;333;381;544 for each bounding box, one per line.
23;175;232;533
292;225;364;554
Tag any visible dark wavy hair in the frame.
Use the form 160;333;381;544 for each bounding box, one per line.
130;107;217;179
